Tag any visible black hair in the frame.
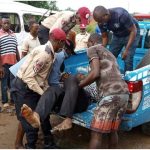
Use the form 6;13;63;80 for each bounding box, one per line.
93;6;109;20
88;33;102;44
65;39;75;54
28;20;38;29
94;6;108;15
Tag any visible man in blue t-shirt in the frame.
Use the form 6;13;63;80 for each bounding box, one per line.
93;6;140;73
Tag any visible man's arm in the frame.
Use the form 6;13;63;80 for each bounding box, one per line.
122;24;137;60
21;39;29;58
16;47;20;62
101;32;109;47
79;58;100;88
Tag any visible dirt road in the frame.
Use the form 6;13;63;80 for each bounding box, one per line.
1;110;150;149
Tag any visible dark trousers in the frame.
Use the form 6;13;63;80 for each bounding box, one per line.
36;75;90;122
38;24;50;45
1;64;15;104
11;77;52;148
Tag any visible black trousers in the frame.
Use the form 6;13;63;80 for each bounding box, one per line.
38;24;50;45
35;75;90;122
11;77;52;148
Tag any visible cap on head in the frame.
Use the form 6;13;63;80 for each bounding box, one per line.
80;24;86;29
77;7;91;26
50;28;66;41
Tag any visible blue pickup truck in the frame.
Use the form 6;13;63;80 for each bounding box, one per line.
64;21;150;134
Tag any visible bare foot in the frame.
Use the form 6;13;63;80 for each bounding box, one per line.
51;118;72;133
21;104;40;128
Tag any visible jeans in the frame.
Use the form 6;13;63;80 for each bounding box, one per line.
1;64;14;104
109;28;140;73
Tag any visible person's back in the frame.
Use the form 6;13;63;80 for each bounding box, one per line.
93;6;140;73
41;11;74;31
105;7;139;37
87;44;128;97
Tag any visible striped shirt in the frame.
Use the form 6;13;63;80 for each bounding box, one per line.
0;29;18;65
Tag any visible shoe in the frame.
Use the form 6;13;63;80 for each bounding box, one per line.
3;103;10;108
44;135;60;149
9;101;14;106
25;143;36;149
44;143;60;149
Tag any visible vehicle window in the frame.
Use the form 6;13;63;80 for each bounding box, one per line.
144;29;150;48
137;28;144;48
23;14;46;32
0;13;20;33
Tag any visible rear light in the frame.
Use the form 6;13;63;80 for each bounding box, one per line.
127;81;143;93
126;81;143;114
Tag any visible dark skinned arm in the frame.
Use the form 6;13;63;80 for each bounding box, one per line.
102;32;109;47
16;47;20;61
122;24;137;60
0;56;4;78
21;51;27;58
79;58;100;88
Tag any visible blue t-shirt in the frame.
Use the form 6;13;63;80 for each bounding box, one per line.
95;25;101;35
99;7;139;37
48;51;67;86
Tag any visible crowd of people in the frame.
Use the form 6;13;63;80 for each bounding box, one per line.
0;5;140;149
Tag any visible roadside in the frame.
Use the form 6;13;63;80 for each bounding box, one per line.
1;110;150;149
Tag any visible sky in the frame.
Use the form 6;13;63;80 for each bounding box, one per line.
56;0;150;13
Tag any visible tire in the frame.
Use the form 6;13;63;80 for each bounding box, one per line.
141;122;150;135
136;50;150;69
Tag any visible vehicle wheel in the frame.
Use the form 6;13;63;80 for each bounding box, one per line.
136;50;150;69
141;122;150;135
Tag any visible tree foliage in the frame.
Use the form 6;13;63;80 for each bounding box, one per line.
65;7;75;12
18;1;59;10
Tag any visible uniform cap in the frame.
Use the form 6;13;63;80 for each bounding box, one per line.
50;28;66;41
77;7;91;26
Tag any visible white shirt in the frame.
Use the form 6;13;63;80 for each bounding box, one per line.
75;32;90;51
21;33;40;54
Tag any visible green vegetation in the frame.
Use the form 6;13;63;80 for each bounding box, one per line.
17;1;59;10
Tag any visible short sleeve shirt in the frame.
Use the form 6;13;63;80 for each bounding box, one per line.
99;7;139;37
87;44;129;98
21;33;40;54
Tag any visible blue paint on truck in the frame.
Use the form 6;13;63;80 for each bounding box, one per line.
64;21;150;131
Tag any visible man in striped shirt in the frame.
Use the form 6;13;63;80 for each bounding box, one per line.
0;16;20;107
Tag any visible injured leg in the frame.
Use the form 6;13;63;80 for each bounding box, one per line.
51;117;72;133
21;104;40;128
